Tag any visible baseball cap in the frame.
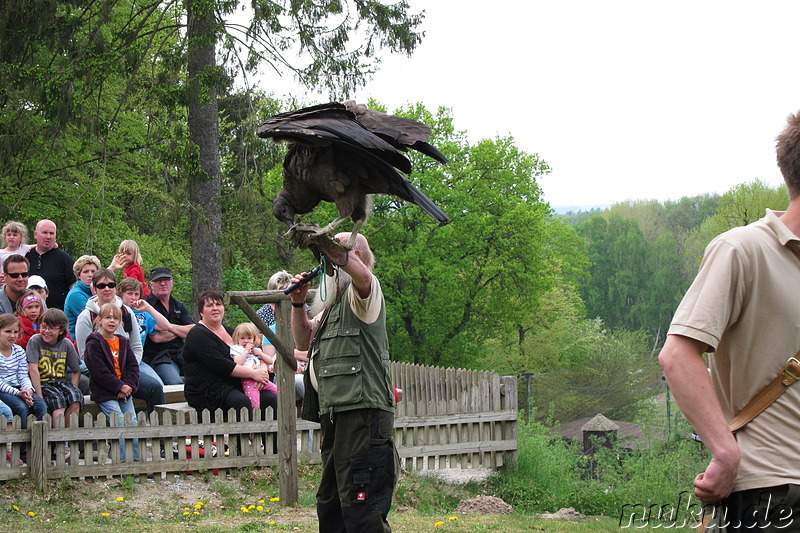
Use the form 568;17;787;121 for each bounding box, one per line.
27;275;48;289
150;266;173;282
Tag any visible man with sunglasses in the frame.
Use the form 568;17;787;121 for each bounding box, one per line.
25;220;75;310
0;255;31;314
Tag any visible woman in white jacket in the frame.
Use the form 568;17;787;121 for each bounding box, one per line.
74;268;165;413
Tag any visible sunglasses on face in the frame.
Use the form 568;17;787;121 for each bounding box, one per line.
95;282;117;289
6;272;30;279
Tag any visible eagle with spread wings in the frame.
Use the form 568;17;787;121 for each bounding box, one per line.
256;101;450;247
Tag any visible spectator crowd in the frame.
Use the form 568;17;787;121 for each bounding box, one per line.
0;219;306;462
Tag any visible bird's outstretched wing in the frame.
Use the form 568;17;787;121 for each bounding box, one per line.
257;103;413;173
257;102;450;230
344;100;447;165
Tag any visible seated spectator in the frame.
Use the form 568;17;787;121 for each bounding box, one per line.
15;290;44;349
74;269;164;413
64;255;101;337
183;290;275;419
26;276;49;310
26;309;82;431
25;220;75;310
256;270;307;402
256;270;293;326
109;239;149;297
0;314;47;430
117;278;172;351
84;303;140;461
230;322;277;409
0;221;33;284
143;266;194;385
0;255;30;315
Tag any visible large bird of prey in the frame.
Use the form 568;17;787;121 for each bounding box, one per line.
256;101;450;246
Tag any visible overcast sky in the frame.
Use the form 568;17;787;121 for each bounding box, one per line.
256;1;800;209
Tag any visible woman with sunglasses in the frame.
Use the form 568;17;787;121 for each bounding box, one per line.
72;269;166;415
70;268;164;413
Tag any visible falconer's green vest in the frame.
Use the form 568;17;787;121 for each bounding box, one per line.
312;286;394;416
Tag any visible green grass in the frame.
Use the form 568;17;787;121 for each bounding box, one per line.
0;417;709;532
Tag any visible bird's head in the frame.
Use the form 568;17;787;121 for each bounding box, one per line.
273;192;296;227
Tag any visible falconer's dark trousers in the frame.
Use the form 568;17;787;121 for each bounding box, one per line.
317;409;398;533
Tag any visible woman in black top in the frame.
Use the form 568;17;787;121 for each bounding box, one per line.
182;290;275;418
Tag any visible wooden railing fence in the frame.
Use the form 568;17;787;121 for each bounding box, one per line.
0;363;516;492
0;291;517;495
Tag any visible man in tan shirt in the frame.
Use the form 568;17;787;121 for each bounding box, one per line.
660;112;800;531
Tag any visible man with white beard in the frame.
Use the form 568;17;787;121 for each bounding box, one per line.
289;232;398;533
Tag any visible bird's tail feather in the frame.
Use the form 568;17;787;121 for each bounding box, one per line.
407;184;451;225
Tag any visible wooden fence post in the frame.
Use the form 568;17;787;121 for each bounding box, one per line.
275;299;298;504
29;420;48;494
226;290;307;505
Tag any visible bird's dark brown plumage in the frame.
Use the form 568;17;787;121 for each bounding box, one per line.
256;102;450;240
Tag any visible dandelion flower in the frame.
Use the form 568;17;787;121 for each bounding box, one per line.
183;511;190;516
240;506;249;513
434;521;443;527
27;511;36;517
269;520;277;525
101;512;110;517
449;516;459;520
270;497;280;502
258;499;266;504
116;497;124;502
194;503;203;510
248;504;256;509
12;505;19;511
256;505;264;511
193;511;200;515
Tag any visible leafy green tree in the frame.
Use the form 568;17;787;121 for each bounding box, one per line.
1;0;426;297
681;179;788;274
530;326;661;423
576;213;650;331
355;104;554;367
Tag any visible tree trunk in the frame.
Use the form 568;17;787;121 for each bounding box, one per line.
186;0;222;299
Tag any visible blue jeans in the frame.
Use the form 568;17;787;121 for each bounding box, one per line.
0;391;48;428
99;397;139;462
133;362;165;413
152;361;183;385
0;400;11;420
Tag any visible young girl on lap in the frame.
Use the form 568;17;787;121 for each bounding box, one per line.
231;323;277;409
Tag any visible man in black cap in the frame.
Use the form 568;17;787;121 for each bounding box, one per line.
142;266;195;385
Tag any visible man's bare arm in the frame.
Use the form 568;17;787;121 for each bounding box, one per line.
167;323;194;339
288;273;312;350
659;334;740;503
